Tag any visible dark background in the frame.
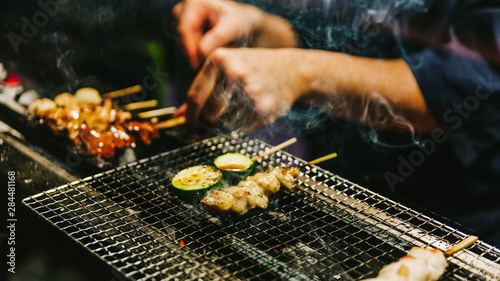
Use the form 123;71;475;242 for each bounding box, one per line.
0;0;191;104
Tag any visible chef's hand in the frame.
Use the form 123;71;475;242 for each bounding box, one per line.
174;47;309;131
172;0;299;69
175;47;439;134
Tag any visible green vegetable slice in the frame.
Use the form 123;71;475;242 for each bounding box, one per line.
171;165;223;202
215;153;253;171
214;153;254;184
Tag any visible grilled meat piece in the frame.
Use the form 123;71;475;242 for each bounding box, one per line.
362;247;448;281
267;166;300;190
124;121;159;146
201;167;299;215
200;190;234;213
76;128;116;158
246;172;281;195
28;93;158;158
110;124;136;149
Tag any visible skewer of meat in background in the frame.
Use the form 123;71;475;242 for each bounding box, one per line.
27;85;185;158
362;235;479;281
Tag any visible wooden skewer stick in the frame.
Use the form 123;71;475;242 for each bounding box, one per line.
138;107;176;119
154;116;186;130
303;153;338;166
251;137;297;162
123;100;158;111
102;85;142;100
444;235;478;257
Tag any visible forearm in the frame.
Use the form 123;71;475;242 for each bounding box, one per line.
297;50;439;133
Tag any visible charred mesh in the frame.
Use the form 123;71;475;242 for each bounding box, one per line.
23;131;500;281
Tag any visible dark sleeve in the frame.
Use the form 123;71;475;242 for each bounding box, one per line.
403;1;500;168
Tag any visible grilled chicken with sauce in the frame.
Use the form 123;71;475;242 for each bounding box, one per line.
28;92;159;158
201;166;300;215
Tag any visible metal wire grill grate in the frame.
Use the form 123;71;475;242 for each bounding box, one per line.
23;132;500;280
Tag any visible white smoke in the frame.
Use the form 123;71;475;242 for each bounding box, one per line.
228;0;431;148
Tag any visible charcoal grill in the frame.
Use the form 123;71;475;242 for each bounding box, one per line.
23;131;500;280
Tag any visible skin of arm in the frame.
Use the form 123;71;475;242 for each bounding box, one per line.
173;0;439;134
177;47;439;134
300;50;439;133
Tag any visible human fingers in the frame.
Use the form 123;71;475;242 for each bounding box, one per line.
185;47;303;131
198;48;285;130
173;102;187;118
175;0;211;68
221;48;305;126
184;55;220;129
171;1;183;19
199;14;247;57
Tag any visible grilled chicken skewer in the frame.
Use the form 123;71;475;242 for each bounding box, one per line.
27;91;184;158
28;97;159;158
362;236;478;281
201;166;300;215
201;150;339;215
362;247;448;281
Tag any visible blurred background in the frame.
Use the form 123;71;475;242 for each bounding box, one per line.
0;0;191;105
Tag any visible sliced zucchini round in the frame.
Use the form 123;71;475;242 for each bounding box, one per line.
171;165;223;203
214;153;254;184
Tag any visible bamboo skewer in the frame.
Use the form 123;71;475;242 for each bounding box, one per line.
154;116;186;130
360;236;480;281
444;235;478;257
251;137;297;162
102;85;142;100
303;153;338;166
123;100;158;111
138;107;177;119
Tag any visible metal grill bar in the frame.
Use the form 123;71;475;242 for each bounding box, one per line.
23;132;500;280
